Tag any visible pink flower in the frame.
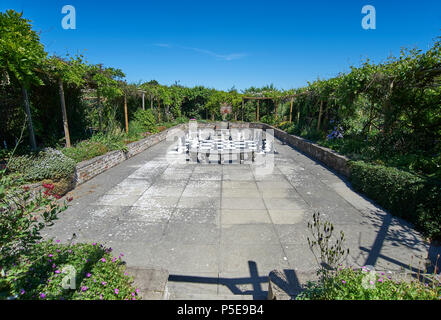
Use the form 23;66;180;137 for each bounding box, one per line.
86;273;91;278
55;270;60;274
40;293;46;299
342;280;346;284
99;295;103;300
101;258;106;263
101;281;107;286
114;289;119;295
81;286;88;292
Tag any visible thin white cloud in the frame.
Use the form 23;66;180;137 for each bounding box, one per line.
154;43;247;61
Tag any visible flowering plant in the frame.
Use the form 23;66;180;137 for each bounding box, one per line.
3;240;140;300
0;170;67;268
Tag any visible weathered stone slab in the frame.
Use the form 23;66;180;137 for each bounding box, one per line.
267;269;318;300
126;267;170;300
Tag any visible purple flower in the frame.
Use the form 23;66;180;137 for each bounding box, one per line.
101;281;107;286
20;289;25;295
40;293;46;299
92;242;97;246
55;270;60;274
48;254;53;258
112;257;117;263
114;288;119;295
342;280;346;284
56;240;60;243
86;273;91;278
81;286;88;292
101;258;106;263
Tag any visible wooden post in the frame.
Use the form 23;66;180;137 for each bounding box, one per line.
142;92;145;110
21;86;37;151
317;100;323;131
158;99;161;122
289;96;293;123
257;100;260;122
97;90;102;131
58;77;71;147
124;95;129;134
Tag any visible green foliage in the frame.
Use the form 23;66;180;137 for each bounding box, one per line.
8;148;76;181
133;109;158;134
349;161;441;240
62;140;108;163
0;10;46;87
1;240;139;300
297;267;441;300
0;171;66;267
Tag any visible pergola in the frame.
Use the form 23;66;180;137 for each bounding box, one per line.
241;95;297;123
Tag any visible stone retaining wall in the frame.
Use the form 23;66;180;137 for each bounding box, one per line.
250;123;351;177
74;124;186;186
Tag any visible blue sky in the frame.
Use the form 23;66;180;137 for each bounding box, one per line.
1;0;440;90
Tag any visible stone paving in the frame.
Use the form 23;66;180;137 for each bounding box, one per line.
42;136;439;299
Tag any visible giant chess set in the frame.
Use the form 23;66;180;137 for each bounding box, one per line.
175;127;275;164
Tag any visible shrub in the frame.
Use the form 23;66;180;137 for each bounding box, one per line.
0;171;67;267
349;161;441;240
90;127;127;151
133;109;158;134
1;240;139;300
8;148;76;181
296;267;441;300
62;140;109;163
307;212;349;279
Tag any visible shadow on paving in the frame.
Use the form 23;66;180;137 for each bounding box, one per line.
168;261;305;300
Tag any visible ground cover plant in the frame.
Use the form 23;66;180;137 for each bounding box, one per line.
1;240;140;300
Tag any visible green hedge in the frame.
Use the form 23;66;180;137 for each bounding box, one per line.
349;161;441;241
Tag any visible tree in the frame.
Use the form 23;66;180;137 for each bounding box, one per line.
0;10;47;150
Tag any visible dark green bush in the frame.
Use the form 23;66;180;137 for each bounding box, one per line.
133;109;158;134
349;161;441;240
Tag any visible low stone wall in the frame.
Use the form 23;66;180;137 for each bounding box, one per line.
250;122;351;178
74;124;186;186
